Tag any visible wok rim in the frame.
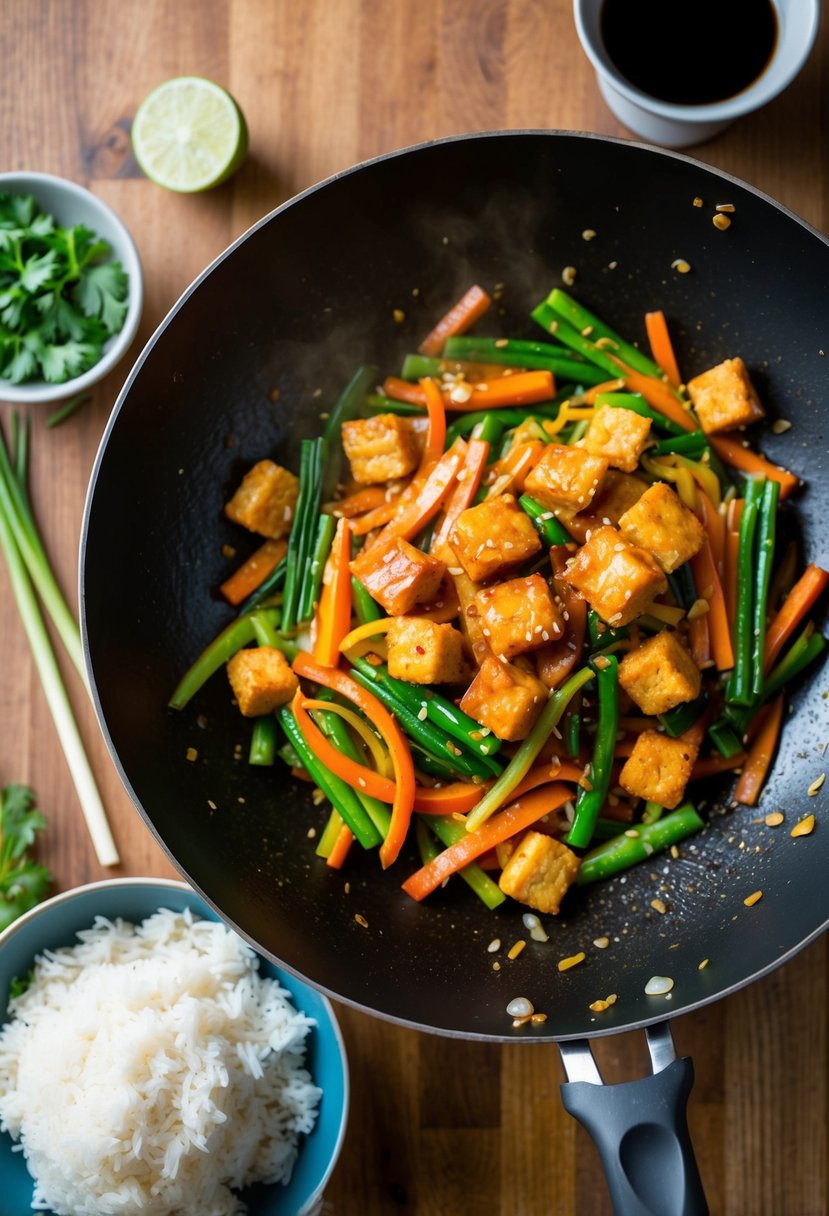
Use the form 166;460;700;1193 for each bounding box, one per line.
80;127;829;1043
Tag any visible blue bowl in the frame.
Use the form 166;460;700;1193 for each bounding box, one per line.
0;878;349;1216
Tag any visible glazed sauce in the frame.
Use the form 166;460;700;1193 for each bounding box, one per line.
600;0;778;106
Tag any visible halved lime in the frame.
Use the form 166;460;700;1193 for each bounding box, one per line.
131;76;248;193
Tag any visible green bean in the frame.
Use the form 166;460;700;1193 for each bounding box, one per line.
321;364;378;497
425;815;506;910
237;555;287;615
278;707;383;849
249;716;277;766
707;718;744;759
641;801;664;825
657;692;707;738
594;390;689;438
531;301;622;377
650;432;710;459
400;354;442;380
725;477;765;707
750;480;780;703
298;512;336;622
587;609;629;651
518;494;572;547
763;626;826;700
566;656;619;849
474;413;507;448
565;707;581;758
545;288;666;380
442;335;608;386
311;695;391;838
576;803;704;885
316;809;345;859
590;819;630;841
465;666;595;832
667;564;697;611
411;744;470;783
351;576;384;625
365;394;427;416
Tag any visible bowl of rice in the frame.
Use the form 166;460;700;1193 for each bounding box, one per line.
0;877;349;1216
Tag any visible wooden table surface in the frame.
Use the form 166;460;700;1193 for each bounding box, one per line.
1;3;827;1213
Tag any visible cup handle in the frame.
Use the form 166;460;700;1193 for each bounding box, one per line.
559;1022;708;1216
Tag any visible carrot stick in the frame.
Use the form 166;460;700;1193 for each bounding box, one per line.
219;539;287;606
419;285;493;357
401;784;573;901
357;440;467;552
709;435;799;499
312;518;353;667
326;823;355;869
349;498;402;536
690;537;734;671
484;439;544;498
610;358;697;432
689;614;712;669
419;377;447;462
763;563;829;673
324;486;388;518
430;438;489;561
733;694;784;806
292;654;416;868
583;378;626;404
691;753;748;780
696;490;725;574
509;759;589;797
645;310;682;389
382;370;555;411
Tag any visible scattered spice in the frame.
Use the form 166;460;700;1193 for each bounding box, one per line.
716;203;736;213
644;975;674;995
562;266;577;286
650;898;667;915
558;951;585;972
698;959;709;971
185;747;198;762
508;939;527;960
764;811;785;827
807;774;825;796
693;197;704;208
354;913;368;928
593;936;610;949
582;229;597;241
712;214;732;231
671;258;691;274
744;890;763;907
589;994;617;1013
487;938;501;953
791;814;815;838
392;309;405;323
771;418;792;434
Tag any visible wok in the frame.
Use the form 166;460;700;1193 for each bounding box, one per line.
81;132;829;1215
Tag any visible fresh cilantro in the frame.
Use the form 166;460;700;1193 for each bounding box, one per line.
0;785;52;933
9;969;34;999
0;192;130;385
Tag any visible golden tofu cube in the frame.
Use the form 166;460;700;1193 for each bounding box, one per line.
498;831;580;915
619;729;700;809
686;357;764;434
452;571;490;666
618;483;705;574
449;493;541;583
582;405;652;473
387;617;466;684
475;573;564;660
226;646;298;717
225;460;299;539
618;631;702;716
341;413;421;484
351;536;445;616
563;525;667;626
564;470;648;544
523;444;608;515
460;655;548;741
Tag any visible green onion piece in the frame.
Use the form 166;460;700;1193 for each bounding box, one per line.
400;353;442;380
237;556;287;615
518;494;572;547
658;693;707;738
321;364;378;496
650;432;710;459
365;394;427;416
708;719;744;759
465;666;595;833
298;512;336;622
249;716;277;766
425;815;506;910
566;656;619;849
577;803;704;885
351;576;384;625
725;477;765;707
169;616;257;709
749;479;780;703
46;392;91;428
545;288;666;380
641;801;664;825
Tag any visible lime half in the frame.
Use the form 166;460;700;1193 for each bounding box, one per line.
132;76;248;193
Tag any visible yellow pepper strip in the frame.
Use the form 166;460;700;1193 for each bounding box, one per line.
641;454;697;511
339;617;394;653
302;698;392;778
665;453;721;509
542;404;596;437
646;602;687;627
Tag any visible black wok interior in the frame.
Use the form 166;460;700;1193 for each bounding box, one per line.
81;132;829;1041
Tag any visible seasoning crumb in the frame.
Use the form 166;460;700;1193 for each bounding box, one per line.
589;994;617;1013
531;1012;548;1025
650;898;667;915
207;799;217;811
669;845;680;859
744;890;763;907
354;913;368;928
269;386;281;403
671;259;691;274
644;975;674;995
392;309;405;323
771;418;792;434
506;996;534;1018
558;951;585;972
693;197;704;208
185;747;198;762
582;229;597;241
807;773;825;796
593;936;610;949
764;811;785;827
508;939;527;960
487;938;501;953
712;214;732;231
493;961;501;971
306;827;317;839
562;266;577;286
221;544;236;559
699;959;709;970
716;203;736;213
791;814;815;837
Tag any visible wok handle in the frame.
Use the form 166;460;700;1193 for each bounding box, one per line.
559;1022;708;1216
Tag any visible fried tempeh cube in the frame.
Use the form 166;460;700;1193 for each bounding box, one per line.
523;444;609;516
225;460;300;539
386;617;466;684
498;831;580;915
618;482;705;574
582;405;652;473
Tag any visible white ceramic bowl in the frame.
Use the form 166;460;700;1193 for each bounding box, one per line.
573;0;820;148
0;172;143;404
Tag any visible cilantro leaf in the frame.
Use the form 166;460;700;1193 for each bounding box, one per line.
0;192;38;229
19;249;60;294
0;785;51;932
38;332;104;384
75;261;129;335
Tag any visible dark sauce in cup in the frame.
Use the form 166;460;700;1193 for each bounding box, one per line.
600;0;778;106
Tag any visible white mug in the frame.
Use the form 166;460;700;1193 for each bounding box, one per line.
573;0;820;148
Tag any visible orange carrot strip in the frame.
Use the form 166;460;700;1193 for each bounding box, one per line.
349;498;403;537
583;378;626;405
645;310;682;389
709;435;799;499
509;760;588;797
697;490;725;575
383;370;555;411
733;694;785;806
690;537;734;671
536;551;588;690
415;784;492;815
419;377;447;463
326;824;354;869
313;518;353;667
430;438;490;561
292;654;416;869
484;439;544;497
219;539;287;606
763;563;829;673
611;358;696;432
689;615;712;669
323;486;388;518
401;784;573;901
418;285;493;357
614;738;638;759
366;440;467;549
440;358;518;381
691;753;748;780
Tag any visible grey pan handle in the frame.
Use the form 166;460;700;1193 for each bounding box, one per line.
559;1023;708;1216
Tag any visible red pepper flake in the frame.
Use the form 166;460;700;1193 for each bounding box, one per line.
415;645;425;655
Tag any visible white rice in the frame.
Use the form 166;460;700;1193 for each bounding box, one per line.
0;907;322;1216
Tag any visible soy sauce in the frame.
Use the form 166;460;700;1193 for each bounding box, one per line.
600;0;778;106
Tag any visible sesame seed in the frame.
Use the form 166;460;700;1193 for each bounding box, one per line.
791;814;815;837
771;418;792;433
807;773;825;796
507;940;526;960
558;952;585;972
650;898;667;914
488;938;501;952
562;266;577;286
582;229;597;241
693;196;704;208
671;258;691;273
744;891;763;907
186;747;198;762
593;936;610;949
765;811;784;826
355;913;369;927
